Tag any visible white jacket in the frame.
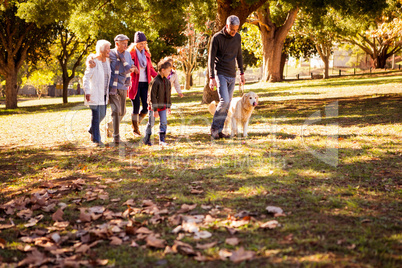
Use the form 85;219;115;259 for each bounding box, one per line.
169;71;182;95
83;57;111;105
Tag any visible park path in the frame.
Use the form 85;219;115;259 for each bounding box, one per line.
0;81;401;149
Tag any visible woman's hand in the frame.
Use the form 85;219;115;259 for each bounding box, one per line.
85;94;91;102
167;108;171;115
154;111;159;118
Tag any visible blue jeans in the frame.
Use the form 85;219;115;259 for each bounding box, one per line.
89;104;107;143
145;109;167;136
211;74;236;132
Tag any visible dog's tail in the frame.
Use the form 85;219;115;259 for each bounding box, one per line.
208;101;217;115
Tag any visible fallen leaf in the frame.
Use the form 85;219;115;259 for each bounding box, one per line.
193;231;212;240
260;220;279;229
190;189;204;194
172;225;183;234
146;235;166;248
136;227;153;234
91;213;102;221
230;219;249;228
50;233;61;243
18;249;49;267
52;209;64;222
150;215;163;225
110;236;123;246
219;249;232;260
42;203;56;212
225;237;240;246
88;206;105;214
266;206;283;215
196;241;217;249
230;247;255;263
201;205;212;210
194;252;209;262
53;221;69;229
168;215;182;226
17;209;33;220
130;241;139;247
123;199;136;206
177;204;197;213
80;209;91;223
75;243;91;253
225;227;237;235
172;240;196;256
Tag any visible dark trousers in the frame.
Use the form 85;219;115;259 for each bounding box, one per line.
131;82;149;115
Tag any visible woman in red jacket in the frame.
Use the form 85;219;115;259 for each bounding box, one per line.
128;31;158;136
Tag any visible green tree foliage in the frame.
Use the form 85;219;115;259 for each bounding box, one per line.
0;0;57;109
338;0;402;68
241;23;263;68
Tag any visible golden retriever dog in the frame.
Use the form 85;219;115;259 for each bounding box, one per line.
208;92;258;137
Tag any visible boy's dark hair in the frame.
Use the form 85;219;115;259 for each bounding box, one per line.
157;59;172;72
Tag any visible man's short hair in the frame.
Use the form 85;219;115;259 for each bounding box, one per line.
226;15;240;26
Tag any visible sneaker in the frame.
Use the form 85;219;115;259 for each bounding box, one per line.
159;141;168;147
218;132;231;139
95;141;105;148
143;139;152;146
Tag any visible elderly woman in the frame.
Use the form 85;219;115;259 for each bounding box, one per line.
128;31;158;136
83;40;111;146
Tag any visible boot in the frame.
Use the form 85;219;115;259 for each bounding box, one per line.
143;133;152;146
106;122;113;138
131;114;141;136
159;132;168;147
138;113;147;124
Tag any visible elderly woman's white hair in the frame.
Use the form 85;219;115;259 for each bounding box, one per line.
95;40;111;55
226;15;240;26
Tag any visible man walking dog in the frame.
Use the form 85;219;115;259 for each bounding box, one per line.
208;15;245;139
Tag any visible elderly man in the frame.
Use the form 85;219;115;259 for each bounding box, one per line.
107;34;136;144
209;15;245;139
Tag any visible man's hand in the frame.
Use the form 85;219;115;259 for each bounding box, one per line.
209;78;217;91
85;94;91;102
88;59;96;68
178;93;184;98
130;65;138;74
240;74;245;85
154;111;159;118
167;108;171;115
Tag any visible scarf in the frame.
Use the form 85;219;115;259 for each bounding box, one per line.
111;50;132;93
136;48;147;69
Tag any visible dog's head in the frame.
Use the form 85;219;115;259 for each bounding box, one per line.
242;92;258;108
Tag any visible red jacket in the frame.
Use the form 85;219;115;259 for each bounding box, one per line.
128;49;158;99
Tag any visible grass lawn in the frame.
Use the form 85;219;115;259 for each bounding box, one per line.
0;74;401;267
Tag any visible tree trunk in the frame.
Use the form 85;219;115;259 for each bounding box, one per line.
62;71;71;104
315;43;331;79
201;0;268;104
5;69;18;109
190;74;193;87
279;53;287;80
376;55;387;68
257;7;299;82
185;71;192;90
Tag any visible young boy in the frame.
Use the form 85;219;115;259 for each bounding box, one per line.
143;60;172;146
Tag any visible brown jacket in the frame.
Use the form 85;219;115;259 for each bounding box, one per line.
148;74;172;111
